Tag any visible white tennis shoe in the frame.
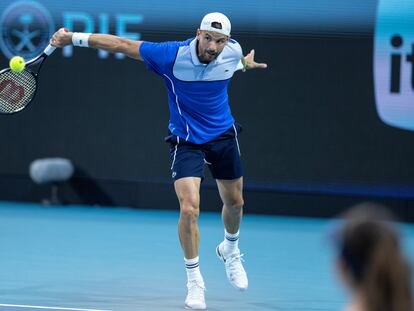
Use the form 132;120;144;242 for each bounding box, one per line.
216;241;248;291
185;280;206;310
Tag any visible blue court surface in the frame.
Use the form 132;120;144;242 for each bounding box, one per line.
0;202;413;311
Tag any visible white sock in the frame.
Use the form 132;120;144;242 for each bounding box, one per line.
223;229;239;255
184;256;203;284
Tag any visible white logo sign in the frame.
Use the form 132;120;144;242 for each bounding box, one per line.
374;0;414;131
0;1;54;60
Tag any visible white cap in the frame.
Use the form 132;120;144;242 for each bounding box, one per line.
200;12;231;37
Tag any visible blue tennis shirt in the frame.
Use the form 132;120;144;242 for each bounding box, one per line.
140;38;243;144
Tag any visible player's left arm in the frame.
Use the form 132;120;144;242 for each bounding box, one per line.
241;49;267;71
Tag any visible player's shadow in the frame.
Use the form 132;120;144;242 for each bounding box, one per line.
68;166;115;206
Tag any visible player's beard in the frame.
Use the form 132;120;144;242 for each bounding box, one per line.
200;51;217;63
198;45;219;63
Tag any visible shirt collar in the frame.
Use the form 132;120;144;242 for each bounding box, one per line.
190;38;204;66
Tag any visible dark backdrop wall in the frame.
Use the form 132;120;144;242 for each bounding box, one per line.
0;0;413;218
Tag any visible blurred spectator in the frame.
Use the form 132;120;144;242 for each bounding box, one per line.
333;203;413;311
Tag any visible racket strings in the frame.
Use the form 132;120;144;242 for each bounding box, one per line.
0;70;37;113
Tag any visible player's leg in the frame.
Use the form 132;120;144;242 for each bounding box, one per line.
169;139;206;309
175;177;206;309
215;177;248;291
205;127;248;291
217;177;244;237
175;177;202;260
217;177;244;253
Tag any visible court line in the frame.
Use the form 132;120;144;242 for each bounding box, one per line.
0;304;112;311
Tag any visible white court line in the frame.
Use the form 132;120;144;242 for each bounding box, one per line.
0;304;112;311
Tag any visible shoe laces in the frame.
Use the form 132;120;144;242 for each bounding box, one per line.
187;280;205;301
225;252;245;276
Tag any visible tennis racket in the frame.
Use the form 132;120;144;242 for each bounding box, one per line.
0;44;56;114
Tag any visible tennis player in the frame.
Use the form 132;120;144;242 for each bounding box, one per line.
51;12;267;309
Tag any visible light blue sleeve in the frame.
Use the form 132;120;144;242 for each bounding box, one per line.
228;39;244;72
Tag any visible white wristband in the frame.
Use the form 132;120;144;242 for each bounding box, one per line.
72;32;91;47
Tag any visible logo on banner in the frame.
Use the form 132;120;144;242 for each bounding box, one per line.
374;0;414;131
0;1;55;60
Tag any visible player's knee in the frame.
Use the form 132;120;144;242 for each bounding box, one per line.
180;204;200;223
179;194;199;215
226;197;244;211
178;192;199;208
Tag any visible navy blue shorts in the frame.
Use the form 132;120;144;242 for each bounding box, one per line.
166;124;243;181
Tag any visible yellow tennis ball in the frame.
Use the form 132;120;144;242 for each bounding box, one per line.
9;56;26;73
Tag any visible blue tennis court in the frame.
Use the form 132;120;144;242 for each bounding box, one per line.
1;202;413;311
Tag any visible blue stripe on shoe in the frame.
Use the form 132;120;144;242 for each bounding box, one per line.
216;245;226;263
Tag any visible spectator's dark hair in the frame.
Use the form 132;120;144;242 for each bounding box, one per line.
338;203;413;311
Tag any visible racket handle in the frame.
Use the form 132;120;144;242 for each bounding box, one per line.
44;44;57;56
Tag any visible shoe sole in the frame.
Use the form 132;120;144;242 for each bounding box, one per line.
185;304;206;310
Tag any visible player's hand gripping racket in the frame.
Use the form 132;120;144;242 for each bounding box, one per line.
0;44;57;114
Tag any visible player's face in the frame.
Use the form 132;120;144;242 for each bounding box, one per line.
196;30;229;63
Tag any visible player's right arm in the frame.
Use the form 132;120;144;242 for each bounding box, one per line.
50;28;143;60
